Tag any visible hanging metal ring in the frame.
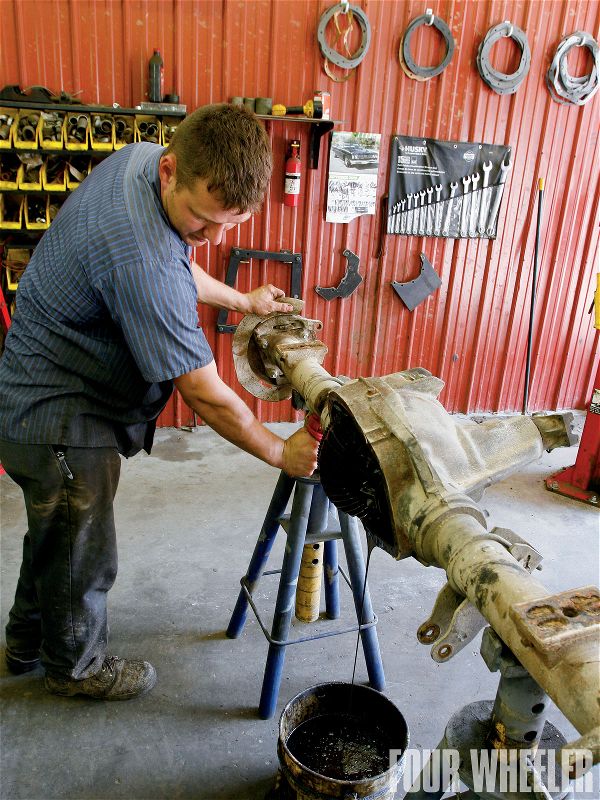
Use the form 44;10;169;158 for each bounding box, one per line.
477;20;531;95
399;12;455;81
317;3;371;70
546;31;599;105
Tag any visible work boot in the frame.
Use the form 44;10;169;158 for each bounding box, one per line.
5;646;41;675
45;656;156;701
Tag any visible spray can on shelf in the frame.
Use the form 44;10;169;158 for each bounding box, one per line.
148;49;164;102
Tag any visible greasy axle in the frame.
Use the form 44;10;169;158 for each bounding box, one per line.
232;307;599;747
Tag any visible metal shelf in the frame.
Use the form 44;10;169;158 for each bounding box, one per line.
0;99;185;117
0;148;112;158
256;115;343;169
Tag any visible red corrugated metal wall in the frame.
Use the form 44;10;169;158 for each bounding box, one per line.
2;0;598;426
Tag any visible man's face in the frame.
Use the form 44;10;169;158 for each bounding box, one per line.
159;153;251;247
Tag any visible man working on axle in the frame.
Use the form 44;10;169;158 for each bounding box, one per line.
0;103;319;701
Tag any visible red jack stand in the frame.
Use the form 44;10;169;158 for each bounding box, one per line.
545;362;600;507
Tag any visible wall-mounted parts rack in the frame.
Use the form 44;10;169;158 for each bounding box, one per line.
0;100;186;317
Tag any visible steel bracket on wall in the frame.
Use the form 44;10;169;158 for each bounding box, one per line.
315;249;362;300
391;252;442;311
216;248;303;333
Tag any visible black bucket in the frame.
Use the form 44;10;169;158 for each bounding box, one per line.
277;682;409;799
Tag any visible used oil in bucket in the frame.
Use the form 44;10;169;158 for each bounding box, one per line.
278;682;409;800
286;712;391;781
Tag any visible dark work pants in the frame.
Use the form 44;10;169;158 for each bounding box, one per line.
0;441;121;679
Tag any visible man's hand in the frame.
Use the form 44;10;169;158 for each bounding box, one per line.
175;363;319;476
282;427;320;477
191;265;293;316
245;284;294;316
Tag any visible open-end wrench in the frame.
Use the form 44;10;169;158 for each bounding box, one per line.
406;194;413;234
442;182;458;236
419;189;426;235
460;174;471;237
469;172;480;237
400;198;406;234
434;184;443;235
486;156;512;235
412;193;419;235
478;161;493;234
426;186;434;235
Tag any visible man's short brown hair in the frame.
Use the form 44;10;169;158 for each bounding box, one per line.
165;103;272;213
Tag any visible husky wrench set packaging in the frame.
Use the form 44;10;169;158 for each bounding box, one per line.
387;135;512;239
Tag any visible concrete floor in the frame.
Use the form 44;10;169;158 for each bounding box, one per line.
1;416;598;800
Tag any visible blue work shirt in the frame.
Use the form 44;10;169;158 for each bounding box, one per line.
0;143;213;456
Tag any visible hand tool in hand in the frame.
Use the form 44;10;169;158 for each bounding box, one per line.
305;411;324;442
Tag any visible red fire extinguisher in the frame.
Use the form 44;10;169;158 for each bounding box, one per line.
284;140;301;207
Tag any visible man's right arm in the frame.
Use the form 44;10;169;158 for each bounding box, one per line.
173;362;319;477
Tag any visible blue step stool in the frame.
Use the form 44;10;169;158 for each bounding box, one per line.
226;471;385;719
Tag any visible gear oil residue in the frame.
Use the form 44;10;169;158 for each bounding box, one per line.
286;712;392;781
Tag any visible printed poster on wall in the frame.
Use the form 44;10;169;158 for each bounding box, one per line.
387;136;512;239
326;131;381;223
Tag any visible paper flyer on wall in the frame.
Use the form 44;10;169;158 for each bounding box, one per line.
326;131;381;224
387;135;511;239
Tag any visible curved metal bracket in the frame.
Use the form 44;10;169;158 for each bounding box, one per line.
417;582;487;663
391;253;442;311
418;527;544;662
315;249;363;300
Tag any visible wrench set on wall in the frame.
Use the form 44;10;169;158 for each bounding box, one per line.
386;136;512;240
388;157;512;239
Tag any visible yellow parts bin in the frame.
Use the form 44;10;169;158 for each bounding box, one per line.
0;194;24;229
17;153;43;191
162;117;181;146
14;111;42;149
40;111;65;150
3;245;33;291
0;108;18;149
42;157;67;191
91;114;114;151
66;156;92;190
0;153;22;190
24;195;50;230
135;115;161;145
65;113;90;150
114;116;135;150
